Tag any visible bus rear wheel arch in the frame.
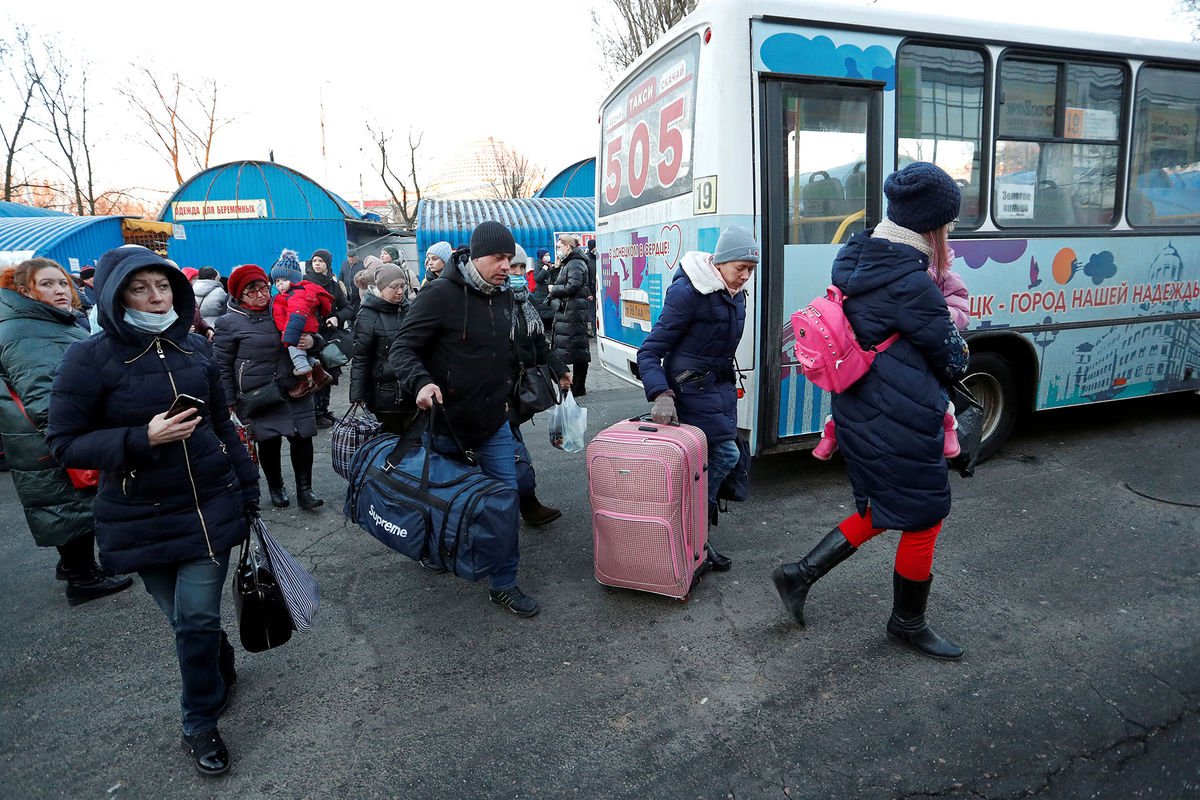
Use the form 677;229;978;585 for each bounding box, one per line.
962;350;1021;463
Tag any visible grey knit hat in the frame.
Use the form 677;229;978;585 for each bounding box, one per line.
374;262;406;290
713;226;760;265
884;162;961;233
426;241;453;266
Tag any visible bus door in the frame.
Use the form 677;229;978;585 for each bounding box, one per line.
759;79;883;451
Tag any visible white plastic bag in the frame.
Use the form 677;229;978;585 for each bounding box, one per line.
548;389;587;453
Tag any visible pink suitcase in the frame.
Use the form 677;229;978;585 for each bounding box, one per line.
587;416;708;599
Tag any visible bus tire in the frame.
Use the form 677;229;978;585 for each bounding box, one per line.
962;351;1018;463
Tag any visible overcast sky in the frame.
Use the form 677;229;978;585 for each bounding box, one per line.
5;0;1195;207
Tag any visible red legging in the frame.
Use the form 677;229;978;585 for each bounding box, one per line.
836;508;942;582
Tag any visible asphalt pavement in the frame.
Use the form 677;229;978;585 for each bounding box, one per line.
1;348;1198;799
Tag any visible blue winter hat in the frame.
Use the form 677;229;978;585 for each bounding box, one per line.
713;226;760;265
427;241;453;266
271;249;303;283
884;162;961;233
535;248;549;262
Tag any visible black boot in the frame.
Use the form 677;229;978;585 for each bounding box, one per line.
704;504;731;570
296;472;323;511
520;494;562;526
886;571;963;660
64;564;134;606
314;386;335;429
218;631;237;716
259;437;289;508
771;527;857;626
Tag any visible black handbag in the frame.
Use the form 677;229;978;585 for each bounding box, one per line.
514;363;560;419
947;380;983;478
232;524;294;652
237;380;287;416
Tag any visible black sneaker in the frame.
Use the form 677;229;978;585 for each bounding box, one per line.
419;558;447;574
181;729;230;777
489;586;540;618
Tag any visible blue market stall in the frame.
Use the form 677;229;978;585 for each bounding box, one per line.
159;160;393;274
0;215;172;272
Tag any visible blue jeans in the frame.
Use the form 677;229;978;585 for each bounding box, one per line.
707;438;741;507
140;551;231;736
432;423;521;592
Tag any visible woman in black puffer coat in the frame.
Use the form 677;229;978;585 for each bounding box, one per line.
47;245;259;776
350;261;414;433
772;162;971;661
213;264;322;511
548;234;591;395
305;248;352;427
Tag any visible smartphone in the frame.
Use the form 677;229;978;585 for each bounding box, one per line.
166;393;206;418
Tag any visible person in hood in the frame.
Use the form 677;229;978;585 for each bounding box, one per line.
637;226;759;573
388;220;540;618
0;258;133;605
305;248;352;428
771;161;970;661
46;244;260;777
547;235;591;395
193;267;229;328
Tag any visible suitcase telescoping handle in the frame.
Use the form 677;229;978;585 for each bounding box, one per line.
629;413;680;432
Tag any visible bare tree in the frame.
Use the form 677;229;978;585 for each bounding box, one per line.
1179;0;1200;38
487;138;541;199
35;45;100;214
122;67;232;186
590;0;697;75
367;122;423;230
0;25;45;202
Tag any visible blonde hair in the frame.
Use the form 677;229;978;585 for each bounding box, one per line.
0;258;82;310
557;234;580;249
921;224;953;279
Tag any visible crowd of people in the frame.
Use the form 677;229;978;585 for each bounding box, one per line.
0;161;973;779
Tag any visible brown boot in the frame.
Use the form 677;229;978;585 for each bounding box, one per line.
520;495;562;526
288;375;315;398
310;361;334;391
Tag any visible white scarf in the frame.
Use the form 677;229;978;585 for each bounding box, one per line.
680;251;738;296
872;219;933;259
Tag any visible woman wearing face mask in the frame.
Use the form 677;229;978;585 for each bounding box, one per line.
212;264;324;511
46;246;260;777
350;261;415;433
506;244;572;526
0;258;133;604
547;234;592;396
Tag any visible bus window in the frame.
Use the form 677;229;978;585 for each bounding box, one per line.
897;43;986;229
1129;66;1200;227
994;57;1123;227
783;89;869;245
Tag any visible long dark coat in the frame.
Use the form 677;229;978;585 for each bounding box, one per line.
548;247;591;364
212;298;317;441
0;288;94;547
46;247;259;574
350;291;412;414
830;230;970;531
636;257;745;445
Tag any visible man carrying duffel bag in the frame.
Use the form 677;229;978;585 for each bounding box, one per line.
385;221;539;618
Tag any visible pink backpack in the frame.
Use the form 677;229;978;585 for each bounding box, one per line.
791;286;899;393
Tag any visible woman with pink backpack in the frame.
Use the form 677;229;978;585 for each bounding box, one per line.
772;162;970;660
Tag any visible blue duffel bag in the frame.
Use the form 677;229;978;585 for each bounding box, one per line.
344;406;518;581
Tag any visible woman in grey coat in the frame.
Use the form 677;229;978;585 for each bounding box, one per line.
212;264;323;511
548;234;592;395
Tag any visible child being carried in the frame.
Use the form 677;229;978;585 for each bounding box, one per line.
270;249;334;398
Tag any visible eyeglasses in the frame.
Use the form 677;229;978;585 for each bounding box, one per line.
948;219;959;232
241;282;270;297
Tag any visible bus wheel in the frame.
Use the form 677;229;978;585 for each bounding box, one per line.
963;351;1018;463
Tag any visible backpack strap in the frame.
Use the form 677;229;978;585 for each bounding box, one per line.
874;333;901;352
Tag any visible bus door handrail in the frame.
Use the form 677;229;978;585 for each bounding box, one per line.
832;209;866;244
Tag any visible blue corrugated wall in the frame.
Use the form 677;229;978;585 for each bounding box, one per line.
0;216;126;271
416;197;594;272
159;161;367;275
534;158;596;199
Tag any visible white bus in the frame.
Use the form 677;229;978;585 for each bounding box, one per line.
593;0;1200;458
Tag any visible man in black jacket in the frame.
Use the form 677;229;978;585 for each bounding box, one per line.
388;221;539;618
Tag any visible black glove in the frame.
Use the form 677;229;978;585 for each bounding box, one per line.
243;500;260;520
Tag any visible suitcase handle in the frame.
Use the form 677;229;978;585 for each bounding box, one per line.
628;413;680;428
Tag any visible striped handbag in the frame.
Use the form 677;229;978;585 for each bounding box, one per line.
250;516;319;634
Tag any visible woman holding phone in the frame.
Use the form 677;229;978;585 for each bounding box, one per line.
47;245;260;777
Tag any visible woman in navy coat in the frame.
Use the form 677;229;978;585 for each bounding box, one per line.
47;245;259;776
772;162;970;660
637;226;760;571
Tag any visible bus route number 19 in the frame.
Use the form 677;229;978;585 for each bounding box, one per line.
693;175;717;215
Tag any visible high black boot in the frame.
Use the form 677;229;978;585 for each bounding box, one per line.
58;534;133;606
258;437;289;508
704;503;731;571
771;527;857;626
314;386;335;429
295;472;324;511
886;571;963;660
